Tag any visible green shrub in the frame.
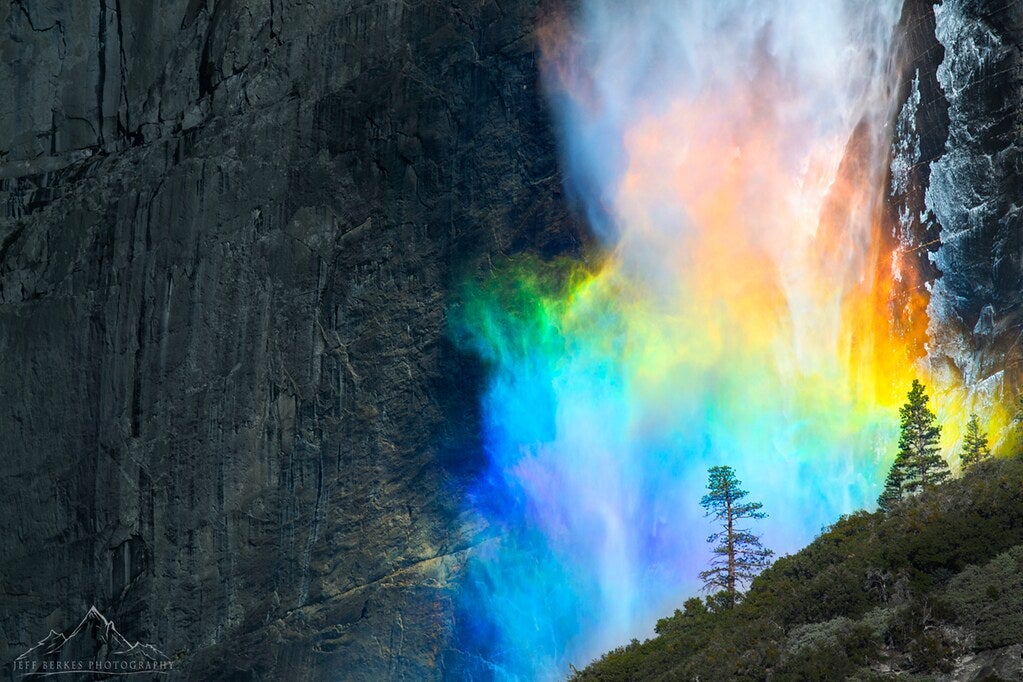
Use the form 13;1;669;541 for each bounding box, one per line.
942;545;1023;650
576;455;1023;680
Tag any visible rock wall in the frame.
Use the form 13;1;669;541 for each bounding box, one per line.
926;0;1023;404
2;0;1019;679
0;1;580;679
892;0;1023;408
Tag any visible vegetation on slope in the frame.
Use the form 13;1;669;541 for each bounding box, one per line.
572;454;1023;680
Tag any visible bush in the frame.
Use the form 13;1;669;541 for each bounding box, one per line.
942;545;1023;650
775;617;879;681
575;455;1023;680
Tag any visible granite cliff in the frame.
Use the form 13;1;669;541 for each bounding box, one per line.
0;1;580;679
1;0;1019;680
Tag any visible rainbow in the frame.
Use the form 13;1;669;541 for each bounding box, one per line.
449;1;1009;678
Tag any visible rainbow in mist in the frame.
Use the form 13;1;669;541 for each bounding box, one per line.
450;1;1006;678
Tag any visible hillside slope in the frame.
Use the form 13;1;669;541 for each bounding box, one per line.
575;454;1023;681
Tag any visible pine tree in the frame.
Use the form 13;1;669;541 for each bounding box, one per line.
698;465;773;608
899;379;949;491
877;379;950;511
877;455;907;513
960;413;991;468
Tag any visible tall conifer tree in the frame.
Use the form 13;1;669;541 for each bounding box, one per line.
699;465;773;608
960;413;991;468
878;379;949;511
899;379;949;491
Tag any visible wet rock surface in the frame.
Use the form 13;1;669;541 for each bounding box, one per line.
0;1;580;679
901;0;1023;400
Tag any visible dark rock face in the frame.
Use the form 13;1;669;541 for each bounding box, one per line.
893;0;1023;400
886;0;949;343
2;0;1019;679
0;1;580;679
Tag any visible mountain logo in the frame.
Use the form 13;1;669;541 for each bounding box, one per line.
11;606;172;678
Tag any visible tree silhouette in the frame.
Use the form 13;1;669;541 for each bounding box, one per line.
699;465;773;608
960;413;991;468
877;459;906;513
878;379;949;511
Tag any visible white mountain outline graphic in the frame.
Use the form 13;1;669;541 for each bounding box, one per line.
14;606;171;676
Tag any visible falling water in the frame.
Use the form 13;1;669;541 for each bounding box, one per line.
449;1;989;678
